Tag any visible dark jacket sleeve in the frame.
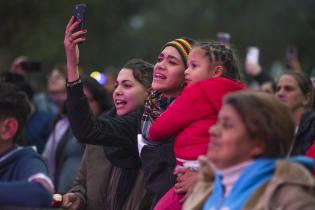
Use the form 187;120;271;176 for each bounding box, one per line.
0;182;52;207
66;82;143;148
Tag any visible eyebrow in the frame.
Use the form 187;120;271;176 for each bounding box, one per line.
160;52;181;61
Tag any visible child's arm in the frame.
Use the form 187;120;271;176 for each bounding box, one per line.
149;85;212;141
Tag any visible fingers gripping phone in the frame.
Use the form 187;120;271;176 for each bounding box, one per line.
73;4;87;34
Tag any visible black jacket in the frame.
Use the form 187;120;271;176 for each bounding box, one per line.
292;111;315;155
66;82;175;208
66;82;142;168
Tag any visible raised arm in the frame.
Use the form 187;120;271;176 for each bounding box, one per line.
64;16;87;82
64;17;143;149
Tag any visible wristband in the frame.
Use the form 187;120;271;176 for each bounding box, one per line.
66;78;82;87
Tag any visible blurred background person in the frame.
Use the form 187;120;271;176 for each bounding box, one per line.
285;46;302;71
245;63;275;94
42;76;111;194
0;82;53;208
244;46;276;94
34;64;68;119
275;71;315;159
0;72;53;154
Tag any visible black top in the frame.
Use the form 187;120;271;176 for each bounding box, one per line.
66;81;143;168
292;110;315;155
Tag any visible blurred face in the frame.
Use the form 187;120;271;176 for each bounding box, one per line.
152;46;186;97
260;82;274;94
83;87;101;116
275;75;309;112
113;68;148;116
207;104;264;170
185;48;213;86
47;69;66;106
47;69;66;93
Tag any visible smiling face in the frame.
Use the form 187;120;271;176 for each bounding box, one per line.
113;68;148;116
207;104;264;170
275;74;309;112
47;69;66;93
185;48;214;86
151;46;186;97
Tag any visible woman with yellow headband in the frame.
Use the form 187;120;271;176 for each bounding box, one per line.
63;16;194;209
150;41;245;210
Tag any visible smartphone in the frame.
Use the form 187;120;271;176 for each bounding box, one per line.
217;32;231;46
246;47;260;65
73;4;87;34
286;46;298;61
20;60;42;72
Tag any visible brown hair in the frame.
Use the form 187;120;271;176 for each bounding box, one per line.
278;71;314;108
123;58;153;89
224;91;295;157
194;41;241;81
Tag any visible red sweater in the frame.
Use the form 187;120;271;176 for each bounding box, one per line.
149;77;246;161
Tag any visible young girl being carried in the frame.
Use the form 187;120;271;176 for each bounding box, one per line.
149;41;246;210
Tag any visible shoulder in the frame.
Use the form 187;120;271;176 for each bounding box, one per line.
181;83;207;98
246;159;315;209
271;159;315;187
197;77;245;92
272;184;315;209
301;110;315;127
13;147;48;172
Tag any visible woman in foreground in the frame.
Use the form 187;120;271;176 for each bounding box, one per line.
184;91;315;210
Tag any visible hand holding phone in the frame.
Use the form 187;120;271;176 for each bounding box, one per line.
73;4;87;34
246;47;260;65
245;47;261;76
217;32;231;47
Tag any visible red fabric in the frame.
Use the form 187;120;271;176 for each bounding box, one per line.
149;77;246;160
305;140;315;159
305;140;315;175
153;187;182;210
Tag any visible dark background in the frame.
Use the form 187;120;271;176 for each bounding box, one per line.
1;0;314;89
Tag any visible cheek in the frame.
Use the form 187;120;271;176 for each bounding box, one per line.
126;89;146;108
171;67;185;78
169;70;185;85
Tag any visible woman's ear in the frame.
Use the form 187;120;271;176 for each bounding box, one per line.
302;92;311;107
250;140;265;157
212;65;224;78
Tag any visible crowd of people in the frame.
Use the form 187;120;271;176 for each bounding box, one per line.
1;15;315;210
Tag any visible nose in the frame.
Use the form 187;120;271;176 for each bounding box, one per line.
113;85;123;96
275;87;284;98
209;123;219;138
184;67;190;75
154;60;166;72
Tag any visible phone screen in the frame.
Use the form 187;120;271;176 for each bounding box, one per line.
246;47;260;65
286;47;298;61
20;61;42;72
217;32;231;46
73;4;87;33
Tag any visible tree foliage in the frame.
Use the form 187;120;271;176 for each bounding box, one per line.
1;0;314;82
